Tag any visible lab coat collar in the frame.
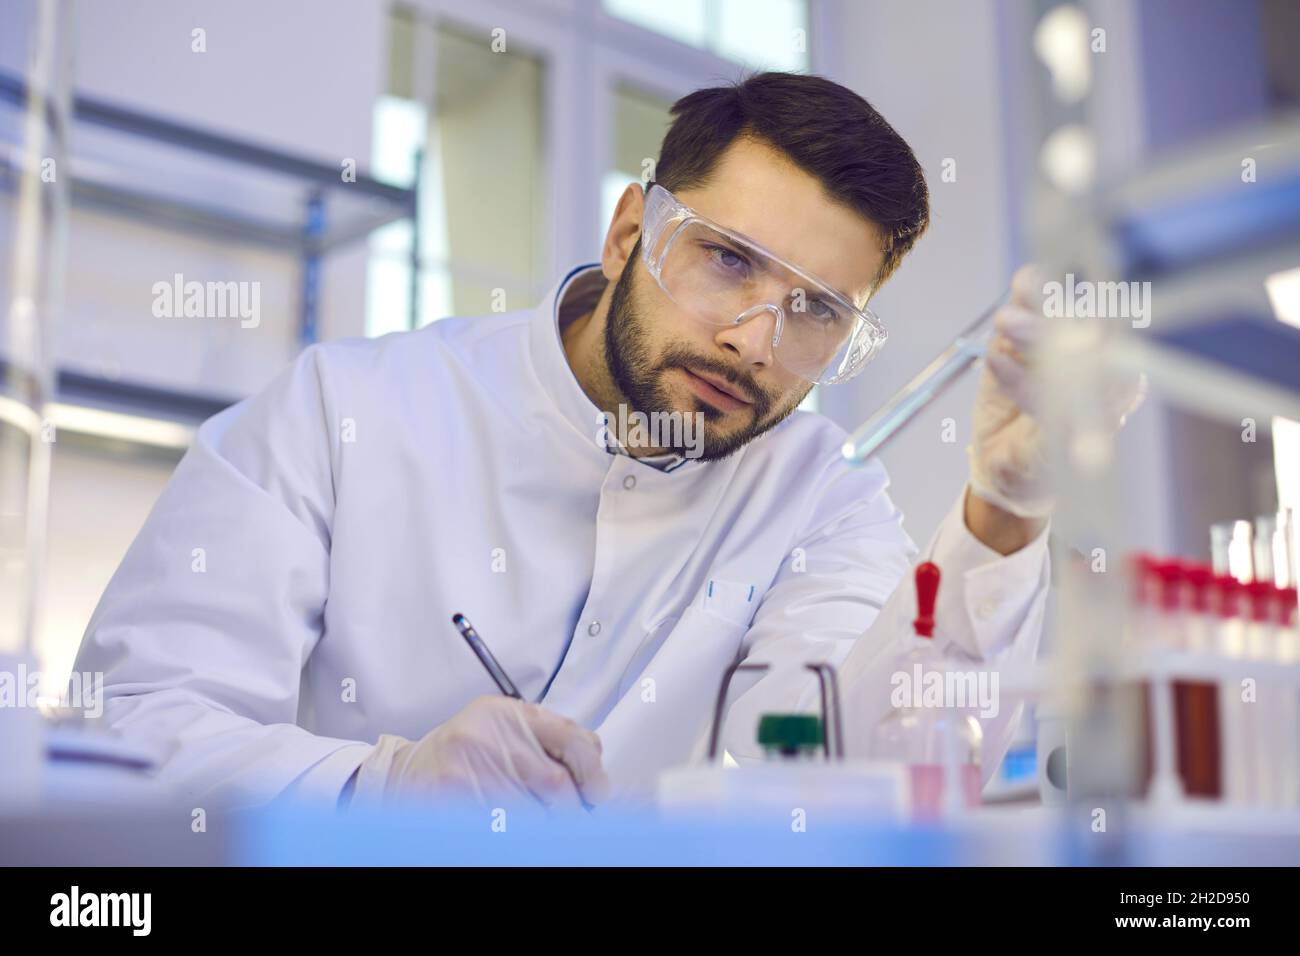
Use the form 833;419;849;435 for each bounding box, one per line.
529;263;610;452
531;263;693;473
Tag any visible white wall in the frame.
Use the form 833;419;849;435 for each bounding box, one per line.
820;0;1016;545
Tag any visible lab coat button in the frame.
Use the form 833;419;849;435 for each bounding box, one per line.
587;621;602;636
976;596;1000;620
622;475;636;490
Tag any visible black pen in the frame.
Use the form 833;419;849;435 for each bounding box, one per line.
450;612;594;812
452;612;523;699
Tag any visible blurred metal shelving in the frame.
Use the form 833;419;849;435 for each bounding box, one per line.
0;67;421;428
1021;0;1300;860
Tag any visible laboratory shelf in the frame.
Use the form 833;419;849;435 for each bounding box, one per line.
54;367;235;425
0;66;422;436
1127;644;1300;683
1079;321;1300;447
1036;108;1300;818
1049;116;1300;436
1103;116;1300;281
1034;112;1300;443
998;645;1300;695
0;67;420;348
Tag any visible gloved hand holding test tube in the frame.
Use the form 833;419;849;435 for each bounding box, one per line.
843;265;1144;521
841;292;1009;465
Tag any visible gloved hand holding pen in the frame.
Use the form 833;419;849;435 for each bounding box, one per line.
344;695;611;812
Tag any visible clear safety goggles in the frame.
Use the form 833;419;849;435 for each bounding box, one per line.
640;183;887;385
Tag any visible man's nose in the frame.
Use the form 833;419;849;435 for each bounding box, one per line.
714;304;781;368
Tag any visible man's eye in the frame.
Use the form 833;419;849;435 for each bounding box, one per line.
705;244;749;273
806;297;839;321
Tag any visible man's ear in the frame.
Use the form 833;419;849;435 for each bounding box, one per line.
601;184;645;282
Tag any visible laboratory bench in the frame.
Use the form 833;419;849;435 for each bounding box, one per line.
3;757;1298;867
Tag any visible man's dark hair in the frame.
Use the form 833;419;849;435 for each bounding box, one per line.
654;72;930;288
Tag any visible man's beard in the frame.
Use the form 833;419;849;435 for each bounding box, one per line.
603;245;808;462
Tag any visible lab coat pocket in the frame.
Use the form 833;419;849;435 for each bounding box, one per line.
701;577;759;628
600;605;750;797
613;578;756;701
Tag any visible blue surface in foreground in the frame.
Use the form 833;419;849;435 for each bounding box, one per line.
235;802;973;866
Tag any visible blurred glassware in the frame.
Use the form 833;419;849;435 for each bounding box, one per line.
0;0;72;810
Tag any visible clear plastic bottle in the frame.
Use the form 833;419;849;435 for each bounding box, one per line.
868;561;983;820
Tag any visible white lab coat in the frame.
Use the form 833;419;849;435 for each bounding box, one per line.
74;264;1050;810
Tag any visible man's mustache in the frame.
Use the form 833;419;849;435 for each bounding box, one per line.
656;349;772;416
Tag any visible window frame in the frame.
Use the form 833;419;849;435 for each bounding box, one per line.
385;0;829;321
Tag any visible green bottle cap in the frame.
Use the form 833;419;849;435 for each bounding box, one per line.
756;713;824;754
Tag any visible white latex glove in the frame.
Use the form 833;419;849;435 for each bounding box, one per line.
968;265;1145;518
346;695;610;812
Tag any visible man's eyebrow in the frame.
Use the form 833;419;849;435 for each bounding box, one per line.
817;282;865;305
796;274;868;309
